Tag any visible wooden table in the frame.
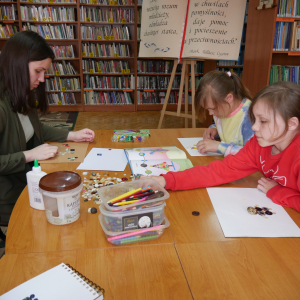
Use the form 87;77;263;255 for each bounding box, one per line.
1;129;300;299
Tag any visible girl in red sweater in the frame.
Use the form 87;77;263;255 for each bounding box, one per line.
148;81;300;212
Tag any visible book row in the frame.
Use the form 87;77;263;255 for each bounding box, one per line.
277;0;300;17
81;24;130;40
80;7;134;23
22;23;74;39
84;90;133;105
79;0;134;4
82;42;131;57
82;59;130;73
0;5;17;21
47;92;76;105
137;91;191;105
137;60;204;74
83;74;134;89
21;0;76;3
137;75;201;90
50;45;75;58
20;6;76;22
269;65;300;85
273;21;300;51
0;24;18;38
45;77;80;91
46;61;78;75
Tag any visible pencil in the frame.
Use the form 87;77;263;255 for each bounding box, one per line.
107;188;141;204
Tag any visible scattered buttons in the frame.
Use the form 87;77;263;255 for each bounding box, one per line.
192;211;200;216
88;207;98;214
122;177;128;181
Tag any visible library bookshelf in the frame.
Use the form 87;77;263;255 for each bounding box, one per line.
242;0;300;97
0;0;219;112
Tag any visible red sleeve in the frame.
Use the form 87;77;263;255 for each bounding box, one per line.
163;136;259;191
267;162;300;212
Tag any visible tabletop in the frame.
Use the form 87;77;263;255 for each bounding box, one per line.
2;128;300;299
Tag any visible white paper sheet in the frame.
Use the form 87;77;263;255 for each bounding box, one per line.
77;148;127;171
206;188;300;237
0;263;102;300
177;137;222;156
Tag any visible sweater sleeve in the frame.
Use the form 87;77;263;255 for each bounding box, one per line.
163;136;259;191
221;114;254;156
267;162;300;212
40;122;69;142
0;106;27;175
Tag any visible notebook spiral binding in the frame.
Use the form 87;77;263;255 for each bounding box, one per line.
65;263;105;297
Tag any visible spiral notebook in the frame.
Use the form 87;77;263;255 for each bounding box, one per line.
0;263;104;300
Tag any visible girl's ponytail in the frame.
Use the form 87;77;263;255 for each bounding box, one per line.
230;72;252;101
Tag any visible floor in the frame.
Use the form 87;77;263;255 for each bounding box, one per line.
74;111;205;131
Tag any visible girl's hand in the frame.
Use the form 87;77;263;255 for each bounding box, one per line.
257;177;279;194
24;143;58;163
196;139;220;154
140;175;166;188
67;128;95;142
203;127;218;140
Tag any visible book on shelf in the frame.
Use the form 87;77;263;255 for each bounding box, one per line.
47;61;78;75
22;23;75;39
0;263;104;300
277;0;300;17
20;6;76;22
0;5;17;21
81;24;130;41
139;0;247;61
273;21;300;51
84;90;132;105
50;45;75;59
20;0;76;3
82;59;130;73
79;0;133;4
47;92;76;105
124;146;193;177
0;24;18;38
80;7;134;23
82;42;131;57
269;65;300;85
84;74;134;89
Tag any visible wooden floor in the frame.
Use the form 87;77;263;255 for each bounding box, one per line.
74;111;206;131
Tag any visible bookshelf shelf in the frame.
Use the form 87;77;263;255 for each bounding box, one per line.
79;4;135;7
21;21;78;24
243;1;300;96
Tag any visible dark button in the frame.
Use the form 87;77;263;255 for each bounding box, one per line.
91;207;97;214
84;199;88;202
192;211;200;216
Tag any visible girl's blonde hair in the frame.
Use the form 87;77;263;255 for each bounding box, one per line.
249;81;300;139
195;70;252;121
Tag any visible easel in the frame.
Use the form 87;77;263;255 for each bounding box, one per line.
158;59;197;129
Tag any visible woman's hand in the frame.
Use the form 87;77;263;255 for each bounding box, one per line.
140;175;166;188
23;143;58;162
257;177;279;194
196;139;220;154
67;128;95;142
203;127;218;140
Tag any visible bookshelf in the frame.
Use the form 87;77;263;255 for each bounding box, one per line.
242;0;300;96
0;0;217;112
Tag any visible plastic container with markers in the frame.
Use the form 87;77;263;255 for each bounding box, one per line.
99;214;170;245
98;178;169;213
99;201;166;233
